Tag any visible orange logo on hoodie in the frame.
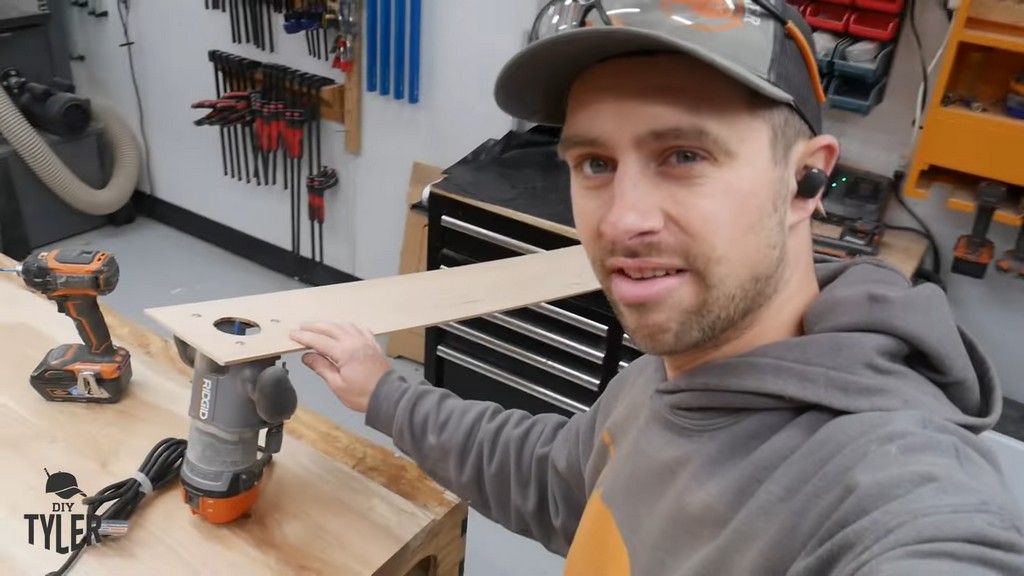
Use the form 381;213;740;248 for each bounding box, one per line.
564;431;632;575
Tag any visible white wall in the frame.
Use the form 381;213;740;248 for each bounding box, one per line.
61;0;539;280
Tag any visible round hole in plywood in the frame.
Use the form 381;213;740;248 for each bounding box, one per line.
214;317;261;336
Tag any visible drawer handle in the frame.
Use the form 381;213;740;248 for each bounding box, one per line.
441;321;601;391
529;301;637;351
437;257;636;352
485;311;629;371
440;215;544;255
436;345;588;414
529;301;607;336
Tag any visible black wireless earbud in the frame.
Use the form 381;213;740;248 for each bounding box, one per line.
796;167;829;199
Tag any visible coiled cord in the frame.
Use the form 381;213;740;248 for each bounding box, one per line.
47;438;187;576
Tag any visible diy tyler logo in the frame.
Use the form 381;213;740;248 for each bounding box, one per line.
24;468;101;554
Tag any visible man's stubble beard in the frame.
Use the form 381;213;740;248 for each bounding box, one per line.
600;188;791;358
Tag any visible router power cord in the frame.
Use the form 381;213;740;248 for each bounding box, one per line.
47;437;187;576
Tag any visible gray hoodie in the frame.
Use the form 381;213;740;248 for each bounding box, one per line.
367;257;1024;575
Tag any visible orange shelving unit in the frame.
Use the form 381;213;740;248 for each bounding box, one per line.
902;0;1024;225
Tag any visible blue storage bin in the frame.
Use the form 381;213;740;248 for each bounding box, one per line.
832;41;894;83
815;36;850;75
827;75;888;114
817;54;833;75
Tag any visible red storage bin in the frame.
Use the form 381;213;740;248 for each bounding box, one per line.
805;3;854;32
817;0;855;6
788;0;813;13
854;0;905;14
848;10;900;41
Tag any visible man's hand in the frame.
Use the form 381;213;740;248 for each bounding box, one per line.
289;322;392;412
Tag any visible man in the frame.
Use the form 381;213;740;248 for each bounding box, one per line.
291;0;1024;573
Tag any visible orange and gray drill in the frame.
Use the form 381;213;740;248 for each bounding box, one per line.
3;248;132;403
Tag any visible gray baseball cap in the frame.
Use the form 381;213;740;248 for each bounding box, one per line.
494;0;825;135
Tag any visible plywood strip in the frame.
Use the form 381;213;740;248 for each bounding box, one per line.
145;245;600;366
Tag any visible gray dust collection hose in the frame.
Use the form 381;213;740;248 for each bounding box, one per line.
0;85;141;216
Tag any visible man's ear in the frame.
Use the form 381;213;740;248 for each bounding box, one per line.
788;134;841;225
801;134;841;177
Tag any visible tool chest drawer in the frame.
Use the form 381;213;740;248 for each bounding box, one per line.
424;191;641;416
430;195;624;326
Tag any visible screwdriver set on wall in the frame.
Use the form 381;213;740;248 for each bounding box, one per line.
191;50;340;262
366;0;420;103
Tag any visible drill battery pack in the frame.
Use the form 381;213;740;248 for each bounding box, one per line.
29;343;133;403
951;180;1007;279
952;236;995;279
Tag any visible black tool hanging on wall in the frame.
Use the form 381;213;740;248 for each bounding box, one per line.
306;166;337;263
71;0;110;17
282;0;335;62
192;50;338;260
204;0;284;53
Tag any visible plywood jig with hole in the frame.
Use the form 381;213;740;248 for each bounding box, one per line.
144;245;600;367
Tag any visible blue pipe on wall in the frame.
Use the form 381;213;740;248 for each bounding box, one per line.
380;0;391;96
394;0;405;100
409;0;420;104
367;0;378;92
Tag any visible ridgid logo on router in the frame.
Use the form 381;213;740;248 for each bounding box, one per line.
24;468;101;554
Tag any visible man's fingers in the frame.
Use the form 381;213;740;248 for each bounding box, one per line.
357;324;382;351
289;329;340;357
297;321;375;343
302;352;345;390
296;321;349;340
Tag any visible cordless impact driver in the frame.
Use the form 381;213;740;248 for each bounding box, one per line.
173;335;298;524
9;249;132;403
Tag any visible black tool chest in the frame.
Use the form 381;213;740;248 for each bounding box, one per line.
422;190;643;417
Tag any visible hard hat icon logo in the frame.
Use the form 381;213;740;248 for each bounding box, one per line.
44;468;87;500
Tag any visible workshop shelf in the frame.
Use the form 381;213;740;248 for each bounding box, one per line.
902;0;1024;227
962;17;1024;54
947;185;1024;225
912;167;1024;227
915;104;1024;188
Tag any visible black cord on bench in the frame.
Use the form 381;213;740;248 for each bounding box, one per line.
47;438;187;576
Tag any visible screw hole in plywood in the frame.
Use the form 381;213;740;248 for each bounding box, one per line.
214;317;261;336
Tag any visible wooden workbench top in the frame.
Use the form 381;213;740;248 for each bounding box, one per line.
0;253;467;575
